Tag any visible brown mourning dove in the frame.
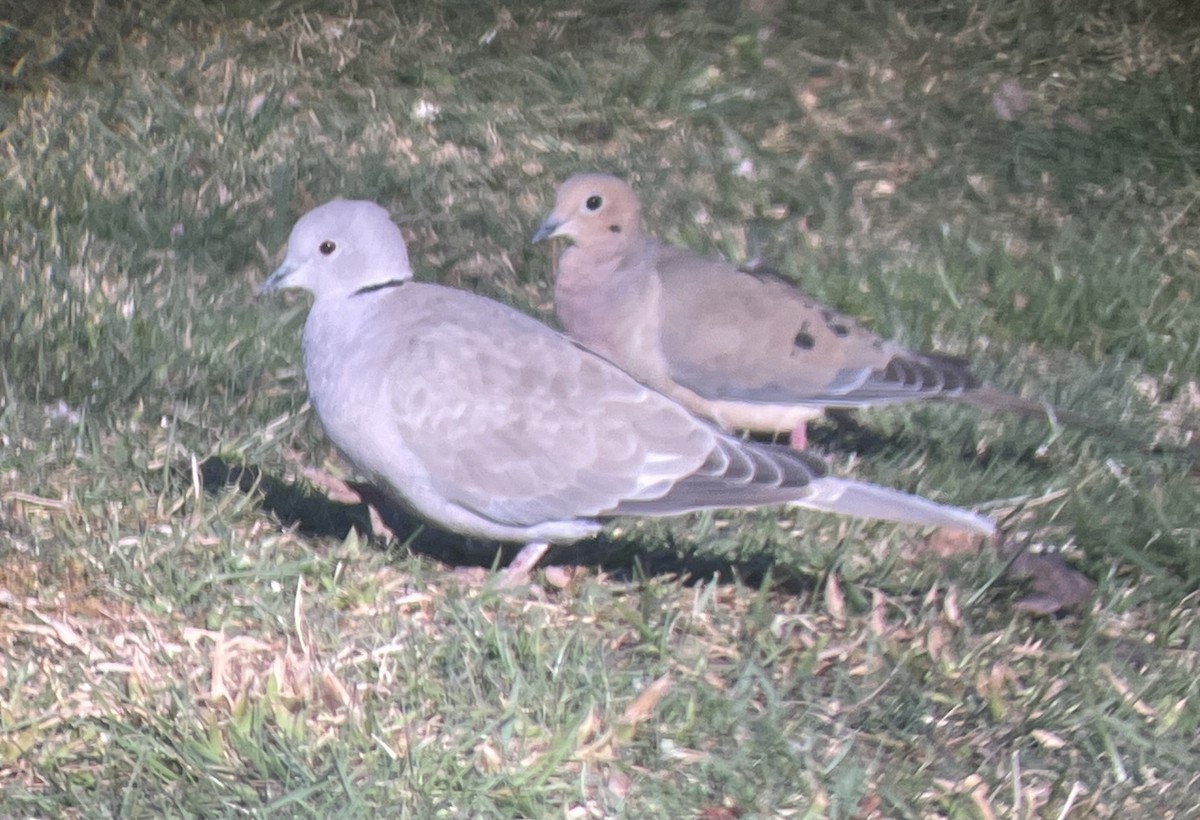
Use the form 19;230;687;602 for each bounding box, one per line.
261;200;994;585
533;173;1060;449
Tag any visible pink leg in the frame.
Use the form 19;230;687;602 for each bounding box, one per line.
789;421;808;450
494;541;551;588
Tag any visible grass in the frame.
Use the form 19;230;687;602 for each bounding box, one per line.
2;0;1199;816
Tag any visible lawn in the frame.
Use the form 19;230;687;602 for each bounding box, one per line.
1;0;1198;816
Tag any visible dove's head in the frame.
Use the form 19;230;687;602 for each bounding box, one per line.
261;200;413;300
532;174;641;253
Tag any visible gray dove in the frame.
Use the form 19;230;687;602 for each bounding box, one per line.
262;200;995;584
533;173;1063;449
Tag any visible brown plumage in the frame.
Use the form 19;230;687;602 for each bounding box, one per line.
533;173;1069;447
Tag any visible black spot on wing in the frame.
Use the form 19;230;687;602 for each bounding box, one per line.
820;309;852;337
793;329;816;350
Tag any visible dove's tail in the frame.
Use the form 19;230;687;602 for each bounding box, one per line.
797;478;997;536
954;386;1108;431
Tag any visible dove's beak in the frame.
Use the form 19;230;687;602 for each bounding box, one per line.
259;259;299;294
531;216;563;244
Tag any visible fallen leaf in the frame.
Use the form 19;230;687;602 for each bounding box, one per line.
622;674;672;726
1007;552;1095;614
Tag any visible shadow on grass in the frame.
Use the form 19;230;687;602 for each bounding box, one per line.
196;456;818;596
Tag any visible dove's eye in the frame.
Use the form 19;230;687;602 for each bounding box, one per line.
319;240;337;255
585;195;603;211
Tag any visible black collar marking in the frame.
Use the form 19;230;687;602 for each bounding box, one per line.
353;279;409;296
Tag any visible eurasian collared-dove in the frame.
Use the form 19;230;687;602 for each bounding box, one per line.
532;173;1057;449
261;200;994;583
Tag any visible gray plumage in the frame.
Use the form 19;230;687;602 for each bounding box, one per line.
261;200;994;571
